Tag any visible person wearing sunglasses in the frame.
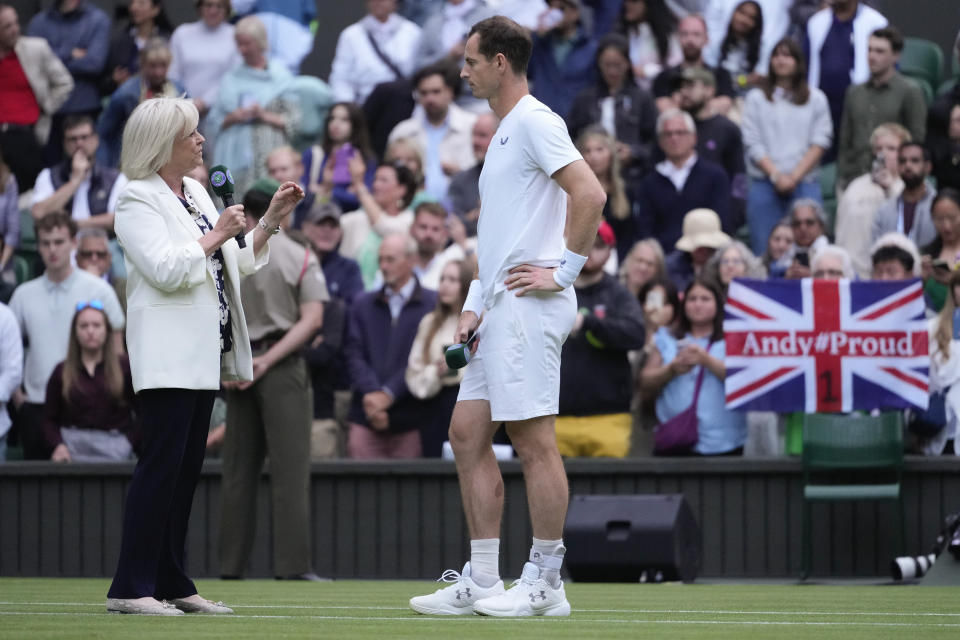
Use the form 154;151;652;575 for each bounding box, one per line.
76;228;126;312
784;198;829;279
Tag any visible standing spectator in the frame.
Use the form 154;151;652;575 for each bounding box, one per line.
637;108;731;250
0;142;19;275
620;238;666;299
0;300;21;461
362;77;415;161
44;302;137;462
761;218;793;278
418;0;496;67
405;259;472;457
0;3;73;191
567;33;659;175
931;105;960;192
529;0;598;120
871;142;937;250
641;277;746;456
102;0;172;97
578;126;640;264
300;201;364;305
920;189;960;312
9;212;124;460
303;102;376;215
652;14;736;116
328;0;422;105
705;0;764;94
27;0;110;165
702;239;765;294
168;0;240;119
219;184;327;582
97;38;186;168
784;198;829;279
76;228;126;313
836;26;926;192
741;37;832;255
614;0;682;90
446;112;497;236
803;0;887;157
31;115;128;235
870;232;920;281
344;233;437;459
664;207;731;291
927;32;960;153
557;222;646;458
835;122;910;277
388;61;477;201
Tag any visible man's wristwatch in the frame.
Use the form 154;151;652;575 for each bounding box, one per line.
258;217;280;235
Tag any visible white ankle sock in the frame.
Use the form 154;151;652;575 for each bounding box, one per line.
470;538;500;587
531;537;565;588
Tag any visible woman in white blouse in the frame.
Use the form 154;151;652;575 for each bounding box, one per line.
168;0;240;117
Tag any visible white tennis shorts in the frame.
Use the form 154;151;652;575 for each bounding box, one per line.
457;286;577;422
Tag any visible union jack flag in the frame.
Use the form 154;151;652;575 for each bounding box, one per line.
724;278;929;413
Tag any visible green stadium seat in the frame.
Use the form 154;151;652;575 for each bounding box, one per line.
18;208;35;252
800;412;905;580
940;77;958;96
819;162;837;237
902;75;935;105
901;37;944;91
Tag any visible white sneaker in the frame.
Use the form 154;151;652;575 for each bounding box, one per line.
473;562;571;617
409;562;505;615
106;597;184;616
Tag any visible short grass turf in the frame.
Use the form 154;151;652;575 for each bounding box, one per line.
1;578;959;639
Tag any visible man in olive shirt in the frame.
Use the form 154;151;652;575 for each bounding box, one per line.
219;179;327;581
836;26;926;191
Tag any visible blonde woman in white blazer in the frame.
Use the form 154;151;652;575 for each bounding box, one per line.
105;97;304;616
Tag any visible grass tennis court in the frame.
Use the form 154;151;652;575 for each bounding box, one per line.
1;577;959;639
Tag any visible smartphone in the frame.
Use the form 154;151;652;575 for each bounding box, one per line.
872;153;885;174
795;252;809;268
332;143;354;184
933;258;951;273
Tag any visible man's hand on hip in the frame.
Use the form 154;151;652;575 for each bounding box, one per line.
505;265;562;296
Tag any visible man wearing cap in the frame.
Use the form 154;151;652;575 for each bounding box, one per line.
556;221;645;458
301;200;365;305
218;178;328;581
665;208;731;291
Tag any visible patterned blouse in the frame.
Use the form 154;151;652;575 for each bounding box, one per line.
179;190;233;353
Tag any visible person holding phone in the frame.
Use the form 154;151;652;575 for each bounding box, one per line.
305;102;376;214
871;142;938;253
784;198;828;279
920;189;960;312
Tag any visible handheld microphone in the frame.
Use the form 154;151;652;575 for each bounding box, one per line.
209;165;246;249
445;331;479;370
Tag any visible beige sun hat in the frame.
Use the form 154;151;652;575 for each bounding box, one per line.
674;208;731;253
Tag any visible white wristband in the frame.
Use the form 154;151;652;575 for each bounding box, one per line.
462;279;484;317
552;248;588;289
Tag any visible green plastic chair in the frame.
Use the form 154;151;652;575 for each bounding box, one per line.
800;412;905;580
819;162;837;236
18;208;36;252
902;75;935;105
901;37;944;91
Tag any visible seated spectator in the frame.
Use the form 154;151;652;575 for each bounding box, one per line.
578;126;641;264
567;33;658;174
870;232;920;280
328;0;422;105
665;207;731;291
27;0;110;164
102;0;172;97
620;238;666;299
446;112;497;236
835;122;910;278
528;0;598;120
417;0;495;67
707;0;764;95
265;146;313;229
784;198;829;279
703;239;765;294
810;244;855;280
0;300;21;460
931;105;960;192
9;212;124;460
168;0;240;119
344;233;437;459
761;218;793;278
920;189;960;312
921;268;960;456
409;202;465;289
207;15;295;197
388;61;477;201
97;38;185;168
0;143;19;275
557;222;646;458
871;142;937;250
300;201;364;305
614;0;681;91
340;162;418;289
638;109;731;251
652;14;735;116
741;37;832;254
31;115;128;235
44;301;137;462
405;259;471;457
76;228;126;312
641;277;746;456
303;102;376;215
384;137;433;210
0;3;73;191
836;26;926;192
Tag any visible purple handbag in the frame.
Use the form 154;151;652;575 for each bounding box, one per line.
653;364;706;456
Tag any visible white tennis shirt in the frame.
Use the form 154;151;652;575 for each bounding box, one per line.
476;95;582;307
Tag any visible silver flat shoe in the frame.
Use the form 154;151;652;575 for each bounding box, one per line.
107;597;184;615
167;596;234;614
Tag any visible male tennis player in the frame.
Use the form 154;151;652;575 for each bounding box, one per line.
409;15;606;618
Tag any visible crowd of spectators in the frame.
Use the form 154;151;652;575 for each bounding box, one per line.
1;0;960;466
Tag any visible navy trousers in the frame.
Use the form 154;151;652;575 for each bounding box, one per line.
107;388;215;600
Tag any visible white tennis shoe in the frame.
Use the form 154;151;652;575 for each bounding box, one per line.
473;562;571;617
409;562;505;615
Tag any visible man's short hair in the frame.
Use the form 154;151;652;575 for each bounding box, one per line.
871;245;915;273
36;212;77;238
468;16;533;76
656;108;696;136
899;141;932;163
242;188;271;220
789;198;827;227
870;231;921;276
414;201;447;221
871;26;904;53
413;60;461;95
63;115;95;135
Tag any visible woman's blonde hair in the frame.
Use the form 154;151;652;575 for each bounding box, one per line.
235;15;268;52
120;97;199;180
935;270;960;360
576;126;629;220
